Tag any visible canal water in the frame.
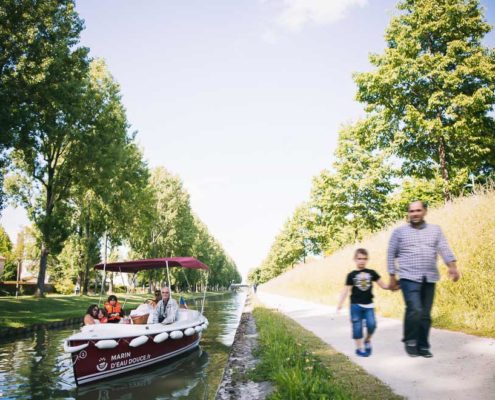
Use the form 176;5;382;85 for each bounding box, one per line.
0;291;247;400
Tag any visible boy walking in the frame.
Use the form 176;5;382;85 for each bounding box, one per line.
337;248;389;356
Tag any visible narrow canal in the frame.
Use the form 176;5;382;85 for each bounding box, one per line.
0;291;247;400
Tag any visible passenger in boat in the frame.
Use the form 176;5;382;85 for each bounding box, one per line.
151;286;179;324
146;289;161;309
84;304;100;325
104;295;124;323
98;308;108;323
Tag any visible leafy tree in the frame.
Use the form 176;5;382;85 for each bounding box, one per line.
253;203;320;282
68;60;149;294
2;0;93;296
0;225;14;280
0;1;86;211
311;122;396;250
390;176;449;219
129;167;197;291
354;0;495;200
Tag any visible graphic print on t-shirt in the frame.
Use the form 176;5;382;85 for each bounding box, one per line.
354;272;372;291
345;268;380;305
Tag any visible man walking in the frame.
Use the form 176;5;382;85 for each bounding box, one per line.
388;201;460;357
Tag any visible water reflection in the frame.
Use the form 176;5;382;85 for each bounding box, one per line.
0;291;246;399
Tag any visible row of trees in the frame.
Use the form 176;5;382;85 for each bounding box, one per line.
250;0;495;284
0;0;240;295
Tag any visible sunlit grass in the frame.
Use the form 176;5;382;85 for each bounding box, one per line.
252;307;401;400
261;191;495;338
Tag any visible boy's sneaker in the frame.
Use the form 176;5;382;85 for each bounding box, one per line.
355;349;369;357
364;341;372;356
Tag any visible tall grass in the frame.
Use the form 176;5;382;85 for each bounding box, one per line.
252;307;401;399
262;190;495;337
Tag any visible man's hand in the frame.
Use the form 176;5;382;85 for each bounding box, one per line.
388;275;400;291
448;264;460;282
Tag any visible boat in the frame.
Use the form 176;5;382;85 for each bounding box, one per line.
63;257;209;385
75;347;209;400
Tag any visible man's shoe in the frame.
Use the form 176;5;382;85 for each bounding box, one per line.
355;349;369;357
405;343;419;357
364;341;372;356
418;348;433;358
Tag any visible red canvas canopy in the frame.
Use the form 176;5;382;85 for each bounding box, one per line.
94;257;209;273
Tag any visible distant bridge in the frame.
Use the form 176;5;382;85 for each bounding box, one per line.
229;283;251;291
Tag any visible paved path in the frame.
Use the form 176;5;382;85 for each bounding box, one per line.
257;291;495;400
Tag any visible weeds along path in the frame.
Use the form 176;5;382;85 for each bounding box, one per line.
257;291;495;400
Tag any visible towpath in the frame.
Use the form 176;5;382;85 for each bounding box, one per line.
257;291;495;400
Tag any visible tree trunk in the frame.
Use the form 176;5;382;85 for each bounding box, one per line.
438;137;451;201
82;219;91;294
109;272;113;293
77;237;84;296
34;244;49;297
36;171;54;298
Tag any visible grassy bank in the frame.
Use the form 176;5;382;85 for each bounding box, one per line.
261;191;495;337
0;291;223;329
251;306;401;400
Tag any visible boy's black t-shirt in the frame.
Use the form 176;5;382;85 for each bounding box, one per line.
345;268;381;304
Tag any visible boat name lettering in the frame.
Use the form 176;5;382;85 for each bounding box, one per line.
111;351;131;361
111;354;151;369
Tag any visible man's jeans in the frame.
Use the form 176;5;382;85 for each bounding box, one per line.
350;304;376;339
400;278;435;349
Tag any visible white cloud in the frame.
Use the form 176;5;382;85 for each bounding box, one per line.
275;0;368;31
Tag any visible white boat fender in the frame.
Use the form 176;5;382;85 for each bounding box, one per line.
129;335;149;348
200;323;208;331
153;332;169;343
170;330;184;340
95;339;119;349
63;341;89;353
184;327;195;336
194;325;203;333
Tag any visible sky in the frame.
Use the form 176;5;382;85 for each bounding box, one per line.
2;0;495;280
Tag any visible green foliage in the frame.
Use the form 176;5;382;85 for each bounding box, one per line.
2;0;94;296
0;225;14;280
1;1;240;295
263;190;495;337
129;168;240;290
256;122;397;283
311;122;397;249
252;308;347;400
253;203;318;283
66;59;149;294
252;307;401;399
130;167;196;259
354;0;495;199
256;0;495;284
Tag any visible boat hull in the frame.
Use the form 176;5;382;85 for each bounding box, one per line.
70;333;201;385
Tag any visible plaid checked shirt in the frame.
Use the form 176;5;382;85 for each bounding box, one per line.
387;223;456;282
151;298;179;324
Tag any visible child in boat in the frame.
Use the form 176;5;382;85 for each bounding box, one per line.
84;304;100;325
104;295;124;323
98;308;108;323
337;248;389;357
